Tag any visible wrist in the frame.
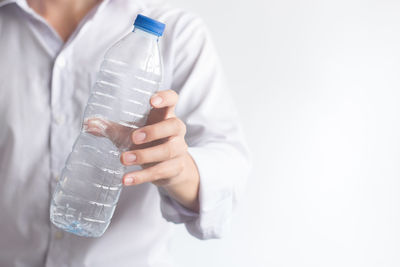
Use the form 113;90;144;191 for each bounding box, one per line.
161;153;200;212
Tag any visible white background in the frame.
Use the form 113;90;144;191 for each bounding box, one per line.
166;0;400;266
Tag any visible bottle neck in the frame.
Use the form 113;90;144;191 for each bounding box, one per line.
132;27;160;41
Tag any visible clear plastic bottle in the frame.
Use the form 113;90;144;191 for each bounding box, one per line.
50;15;166;237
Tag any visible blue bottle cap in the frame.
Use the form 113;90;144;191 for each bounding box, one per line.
134;14;166;37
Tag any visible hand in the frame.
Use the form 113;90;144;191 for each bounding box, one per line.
120;90;188;185
84;90;200;211
121;90;200;211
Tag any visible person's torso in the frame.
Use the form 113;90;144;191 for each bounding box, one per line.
0;0;185;266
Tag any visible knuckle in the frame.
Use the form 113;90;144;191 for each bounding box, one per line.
171;118;184;133
142;127;153;140
164;141;174;158
134;150;145;164
180;121;187;135
133;175;143;185
176;157;185;173
141;169;154;183
152;166;164;181
174;137;187;155
171;117;180;127
182;141;188;153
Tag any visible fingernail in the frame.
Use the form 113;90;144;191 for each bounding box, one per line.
134;131;146;143
124;153;136;163
151;95;162;106
124;176;134;185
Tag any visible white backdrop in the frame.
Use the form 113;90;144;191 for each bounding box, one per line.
166;0;400;266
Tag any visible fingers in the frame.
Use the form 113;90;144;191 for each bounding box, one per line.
123;156;185;186
131;117;186;145
121;136;187;165
150;90;178;118
120;89;188;187
151;89;178;108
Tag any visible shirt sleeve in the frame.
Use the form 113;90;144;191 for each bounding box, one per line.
158;13;251;240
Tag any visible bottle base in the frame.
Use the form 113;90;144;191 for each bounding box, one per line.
50;210;109;238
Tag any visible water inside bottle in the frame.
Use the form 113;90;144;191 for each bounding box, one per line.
50;118;135;237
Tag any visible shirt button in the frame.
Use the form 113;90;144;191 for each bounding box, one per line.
57;56;66;68
55;231;64;240
54;115;65;125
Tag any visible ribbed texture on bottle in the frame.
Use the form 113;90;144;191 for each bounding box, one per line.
50;48;162;237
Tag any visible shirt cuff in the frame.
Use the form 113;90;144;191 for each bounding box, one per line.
158;146;233;240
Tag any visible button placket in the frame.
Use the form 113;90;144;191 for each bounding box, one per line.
43;2;112;265
50;52;69;193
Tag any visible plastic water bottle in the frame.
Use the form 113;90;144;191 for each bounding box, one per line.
50;15;166;237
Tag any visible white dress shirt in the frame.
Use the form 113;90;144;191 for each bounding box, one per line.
0;0;250;266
